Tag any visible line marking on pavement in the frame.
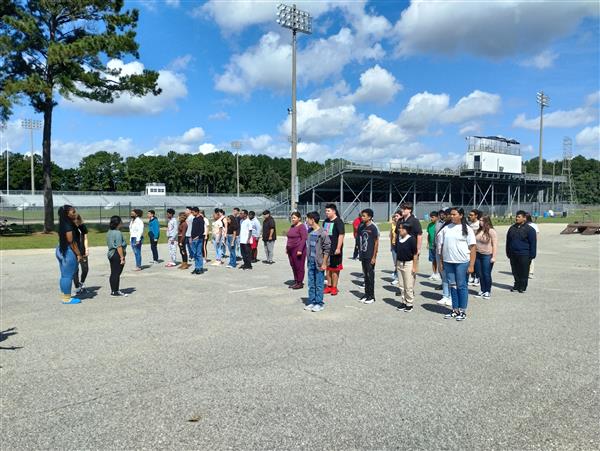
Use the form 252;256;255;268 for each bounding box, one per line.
228;286;268;293
344;305;362;310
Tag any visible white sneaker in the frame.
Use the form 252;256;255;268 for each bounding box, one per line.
437;296;450;305
304;303;315;310
482;292;491;300
391;279;398;286
444;298;452;306
474;291;483;298
363;298;375;304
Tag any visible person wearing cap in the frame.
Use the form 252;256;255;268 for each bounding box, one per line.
262;210;277;264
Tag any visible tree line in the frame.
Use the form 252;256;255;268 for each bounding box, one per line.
2;150;599;203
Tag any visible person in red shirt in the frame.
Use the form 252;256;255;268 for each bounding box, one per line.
351;214;361;260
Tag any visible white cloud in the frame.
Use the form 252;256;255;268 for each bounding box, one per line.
181;127;205;143
52;137;137;168
247;134;273;151
198;143;219;155
167;54;193;71
208;111;230;121
147;127;207;155
440;90;501;124
575;125;600;153
165;0;180;7
521;50;559;69
347;65;402;105
398;91;449;133
394;1;598;58
215;21;387;95
279;98;358;142
459;122;482;135
513;91;599;130
62;59;188;116
357;114;408;148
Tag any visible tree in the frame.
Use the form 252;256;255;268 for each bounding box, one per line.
0;0;160;231
78;151;125;191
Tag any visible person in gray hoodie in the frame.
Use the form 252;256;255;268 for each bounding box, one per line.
304;211;331;312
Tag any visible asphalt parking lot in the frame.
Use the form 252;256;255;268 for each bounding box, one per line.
1;223;598;450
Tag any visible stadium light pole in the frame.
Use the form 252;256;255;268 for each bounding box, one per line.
277;3;312;212
536;91;550;181
21;119;42;194
231;140;242;198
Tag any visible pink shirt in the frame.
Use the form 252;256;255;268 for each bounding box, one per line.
475;228;498;255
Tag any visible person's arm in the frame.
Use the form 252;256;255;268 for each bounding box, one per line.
529;226;537;260
66;230;82;261
491;230;498;263
321;233;331;271
412;239;419;275
468;244;476;274
335;220;344;254
371;235;379;265
437;229;444;272
297;225;307;256
268;221;274;241
83;232;89;257
505;228;511;258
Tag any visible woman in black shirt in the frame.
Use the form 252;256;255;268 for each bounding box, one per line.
56;205;83;304
73;214;89;294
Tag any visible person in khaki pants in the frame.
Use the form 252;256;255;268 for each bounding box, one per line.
395;224;418;312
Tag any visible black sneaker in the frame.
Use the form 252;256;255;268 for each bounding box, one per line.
110;291;128;297
510;286;518;292
396;303;406;311
456;312;467;321
444;311;458;319
403;305;413;312
518;289;526;293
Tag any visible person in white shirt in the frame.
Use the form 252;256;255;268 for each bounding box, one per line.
238;209;253;270
467;209;482;286
201;210;210;262
211;209;225;265
438;207;476;321
185;207;194;260
129;208;145;271
526;213;539;278
249;210;262;263
166;208;178;267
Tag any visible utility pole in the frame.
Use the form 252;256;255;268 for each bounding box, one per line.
536;91;550;181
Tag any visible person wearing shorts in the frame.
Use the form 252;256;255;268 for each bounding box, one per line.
322;203;345;296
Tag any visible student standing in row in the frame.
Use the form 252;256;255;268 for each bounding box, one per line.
389;211;400;286
438;207;476;321
190;207;205;275
106;215;128;297
323;204;345;296
225;212;239;269
395;223;418;312
177;212;190;270
467;209;481;286
201;210;210;262
249;211;261;263
185;207;194;261
73;214;89;294
262;210;276;264
239;209;253;270
435;209;452;306
426;211;439;280
506;210;537;293
147;210;160;264
526;213;539;279
286;211;308;289
303;211;331;312
166;208;178;267
474;215;497;300
351;213;361;260
56;205;82;304
357;208;379;305
129;209;144;271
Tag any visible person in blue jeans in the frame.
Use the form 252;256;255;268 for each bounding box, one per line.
129;209;144;270
304;211;331;313
474;216;498;300
55;205;83;304
190;207;205;275
438;207;476;321
225;213;239;268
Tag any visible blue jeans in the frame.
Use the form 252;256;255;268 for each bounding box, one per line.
131;237;142;268
307;259;325;306
227;235;237;267
187;237;194;260
436;253;450;298
475;253;494;293
390;247;398;280
191;239;204;270
56;246;77;295
445;261;469;310
213;238;224;260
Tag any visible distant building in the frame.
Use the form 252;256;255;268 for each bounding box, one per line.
465;136;522;174
145;182;166;196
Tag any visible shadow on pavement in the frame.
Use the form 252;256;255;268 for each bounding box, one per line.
493;281;514;290
79;286;101;300
421;303;450;314
420;291;440;301
0;327;22;351
382;297;403;310
120;287;137;295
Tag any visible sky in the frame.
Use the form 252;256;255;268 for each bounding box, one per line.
2;0;599;169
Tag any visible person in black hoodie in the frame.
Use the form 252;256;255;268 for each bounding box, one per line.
506;210;537;293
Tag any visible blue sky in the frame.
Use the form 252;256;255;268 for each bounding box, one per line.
3;0;599;168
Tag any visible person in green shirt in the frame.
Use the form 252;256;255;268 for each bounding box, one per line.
107;215;129;297
427;211;439;280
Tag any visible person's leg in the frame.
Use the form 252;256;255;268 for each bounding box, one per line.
228;236;237;267
509;256;519;289
529;258;535;277
203;237;208;259
288;251;298;282
315;267;325;305
151;240;159;261
455;261;469;311
404;260;415;306
445;262;459;310
56;247;78;299
187;237;194;260
169;240;177;264
307;260;316;305
179;241;188;263
73;263;81;289
268;241;275;262
431;249;438;275
109;253;121;292
480;254;492;294
297;252;306;284
518;256;530;291
80;259;89;284
474;253;483;293
391;248;398;282
353;237;359;259
368;263;375;299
